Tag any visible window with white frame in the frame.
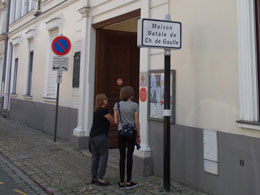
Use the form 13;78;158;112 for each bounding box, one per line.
237;0;259;122
0;56;3;96
12;58;18;94
10;0;17;23
29;0;35;11
45;29;58;98
22;0;29;16
15;0;22;21
26;51;34;96
25;38;34;96
255;0;260;120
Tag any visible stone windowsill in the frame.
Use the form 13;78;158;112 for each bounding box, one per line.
23;95;33;100
43;97;56;103
10;93;18;98
237;120;260;131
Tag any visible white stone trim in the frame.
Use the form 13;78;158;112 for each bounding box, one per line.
238;123;260;131
73;8;96;137
237;0;259;121
135;0;151;153
25;28;36;39
46;16;62;31
11;36;21;46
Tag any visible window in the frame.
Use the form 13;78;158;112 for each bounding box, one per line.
255;0;260;118
22;0;29;16
45;30;58;98
10;0;17;23
15;0;22;20
72;52;81;88
26;52;34;96
29;0;35;11
0;57;3;96
12;58;18;94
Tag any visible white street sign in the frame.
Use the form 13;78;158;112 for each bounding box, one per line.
56;71;63;83
52;56;69;71
138;18;182;49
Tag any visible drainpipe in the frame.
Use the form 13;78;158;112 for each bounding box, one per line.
2;0;11;82
1;0;11;116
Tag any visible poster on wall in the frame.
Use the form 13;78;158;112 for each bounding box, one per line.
149;70;175;121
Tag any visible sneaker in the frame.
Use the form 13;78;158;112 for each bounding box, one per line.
91;178;97;184
126;182;139;190
117;182;125;189
96;180;109;186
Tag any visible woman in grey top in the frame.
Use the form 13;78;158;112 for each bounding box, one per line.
114;86;141;190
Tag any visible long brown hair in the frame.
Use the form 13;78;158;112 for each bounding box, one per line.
94;94;107;111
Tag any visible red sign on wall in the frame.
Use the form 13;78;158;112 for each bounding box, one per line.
117;78;123;86
140;87;147;102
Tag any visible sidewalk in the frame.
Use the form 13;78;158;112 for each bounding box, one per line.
0;117;209;195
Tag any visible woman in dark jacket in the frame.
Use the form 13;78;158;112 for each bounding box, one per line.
90;94;114;186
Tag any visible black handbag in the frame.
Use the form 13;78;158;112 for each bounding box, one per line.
117;102;136;139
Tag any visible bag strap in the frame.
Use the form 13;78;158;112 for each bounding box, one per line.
117;102;123;124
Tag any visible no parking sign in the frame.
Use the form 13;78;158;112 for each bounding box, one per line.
52;36;71;56
51;35;72;143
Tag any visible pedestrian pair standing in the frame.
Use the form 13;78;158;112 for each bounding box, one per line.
90;86;140;190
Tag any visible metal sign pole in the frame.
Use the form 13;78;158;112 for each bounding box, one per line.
164;48;171;192
54;73;61;142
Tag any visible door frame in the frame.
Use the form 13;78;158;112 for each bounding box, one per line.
92;9;140;29
92;10;141;148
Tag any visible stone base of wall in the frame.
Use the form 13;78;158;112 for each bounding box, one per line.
149;120;260;195
9;98;78;141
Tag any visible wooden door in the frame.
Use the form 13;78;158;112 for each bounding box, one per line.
95;29;140;148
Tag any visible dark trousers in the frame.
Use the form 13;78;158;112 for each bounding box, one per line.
90;134;108;180
118;131;135;183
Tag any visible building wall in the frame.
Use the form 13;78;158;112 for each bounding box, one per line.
146;0;260;194
150;121;260;195
169;0;243;137
8;0;83;109
5;0;84;140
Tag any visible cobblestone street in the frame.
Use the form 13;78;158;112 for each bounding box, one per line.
0;154;46;194
0;117;209;195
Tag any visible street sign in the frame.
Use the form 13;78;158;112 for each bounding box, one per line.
57;71;63;83
137;15;182;193
52;56;69;71
51;35;71;143
137;18;182;49
52;36;71;56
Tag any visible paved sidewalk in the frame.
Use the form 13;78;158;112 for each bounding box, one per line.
0;117;209;195
0;154;47;194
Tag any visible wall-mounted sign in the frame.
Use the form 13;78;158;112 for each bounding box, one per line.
117;78;123;86
149;70;176;121
140;87;147;102
52;56;69;71
138;18;182;49
140;72;148;86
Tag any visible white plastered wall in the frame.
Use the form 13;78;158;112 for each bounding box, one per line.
169;0;260;138
7;0;83;109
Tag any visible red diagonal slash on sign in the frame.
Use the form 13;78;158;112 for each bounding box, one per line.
56;40;67;53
